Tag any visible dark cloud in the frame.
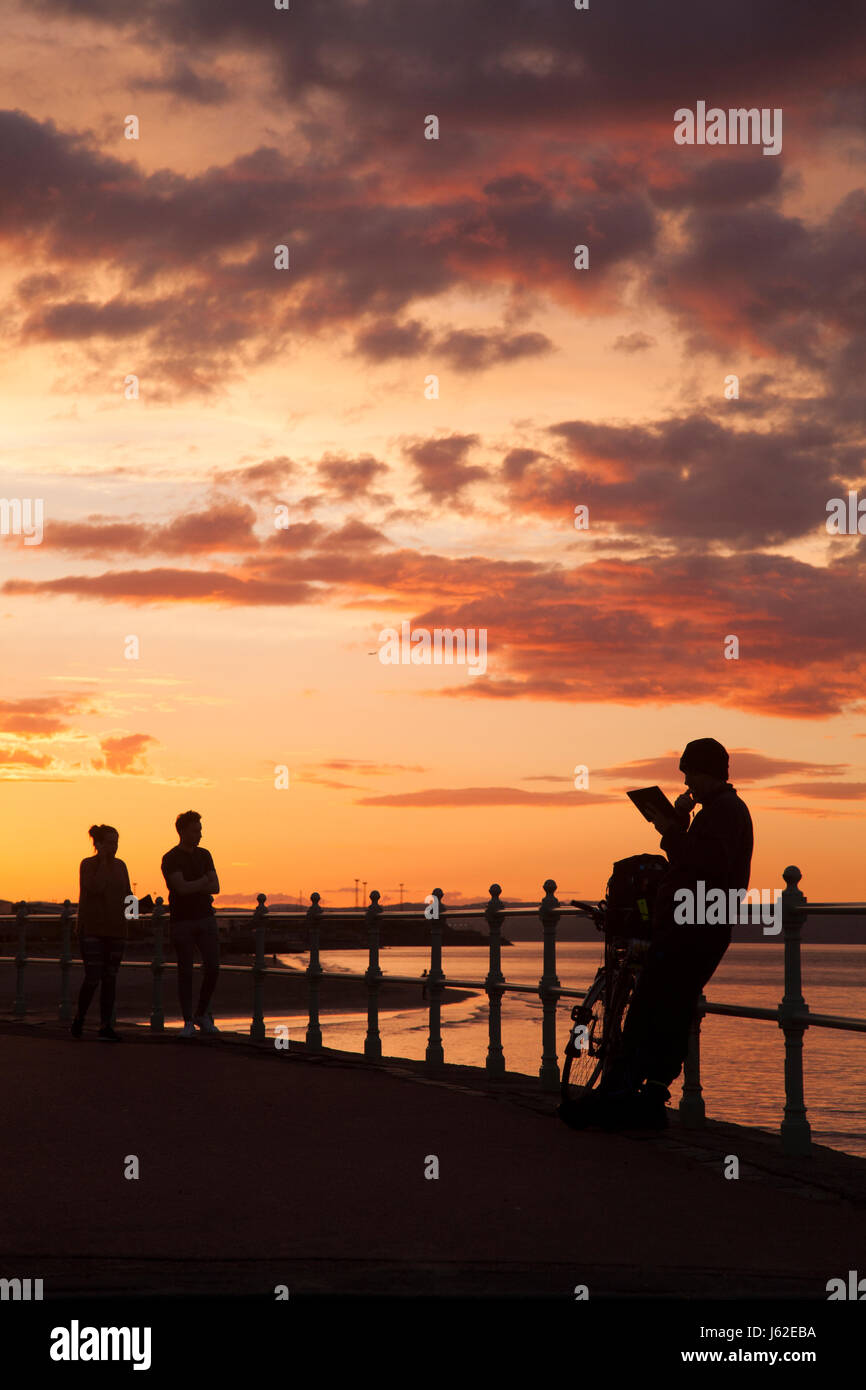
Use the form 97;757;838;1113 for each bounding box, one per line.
403;433;487;501
0;108;660;394
7;515;866;718
403;548;866;717
22;296;188;341
353;317;433;362
133;59;231;105
501;448;547;481
315;454;390;499
353;317;554;370
434;327;553;371
3;9;865;742
611;332;655;353
47;503;259;557
314;518;389;550
3;568;320;605
4;77;859;410
655;192;866;377
650;158;785;211
15;271;63;302
213;457;295;498
30;0;866;136
499;411;858;549
265;520;326;551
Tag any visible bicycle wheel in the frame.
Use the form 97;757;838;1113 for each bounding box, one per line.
562;970;606;1092
597;945;639;1085
562;937;642;1097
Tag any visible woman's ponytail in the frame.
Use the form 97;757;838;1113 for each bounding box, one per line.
89;824;118;847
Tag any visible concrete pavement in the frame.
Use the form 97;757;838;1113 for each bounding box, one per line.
2;1018;864;1298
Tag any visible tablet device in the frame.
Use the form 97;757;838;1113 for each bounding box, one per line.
627;786;678;823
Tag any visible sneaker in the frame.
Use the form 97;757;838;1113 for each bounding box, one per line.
602;1084;670;1131
97;1025;122;1042
179;1020;197;1038
70;1016;83;1039
635;1081;671;1130
193;1013;220;1035
598;1087;644;1131
557;1089;607;1130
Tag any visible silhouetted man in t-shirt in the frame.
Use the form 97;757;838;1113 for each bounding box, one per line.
161;810;221;1037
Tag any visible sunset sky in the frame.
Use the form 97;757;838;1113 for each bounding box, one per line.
1;1;865;908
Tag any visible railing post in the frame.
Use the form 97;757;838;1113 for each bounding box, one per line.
305;892;323;1051
14;901;28;1017
364;890;383;1060
538;880;561;1092
779;866;811;1156
679;993;707;1127
484;884;506;1078
150;897;166;1031
58;900;73;1021
250;893;268;1040
425;888;445;1070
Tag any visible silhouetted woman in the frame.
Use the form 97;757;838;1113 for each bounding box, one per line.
71;824;132;1041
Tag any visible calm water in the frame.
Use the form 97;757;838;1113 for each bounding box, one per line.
237;942;866;1159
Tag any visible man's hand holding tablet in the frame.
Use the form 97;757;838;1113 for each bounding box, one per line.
627;786;695;835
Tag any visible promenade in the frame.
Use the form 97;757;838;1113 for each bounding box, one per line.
3;1015;865;1299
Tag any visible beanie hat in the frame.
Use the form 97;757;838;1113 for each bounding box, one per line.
679;738;729;780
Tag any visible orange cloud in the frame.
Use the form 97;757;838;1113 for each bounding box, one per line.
92;734;157;775
356;786;615;807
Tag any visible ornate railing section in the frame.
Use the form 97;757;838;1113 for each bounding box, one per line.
2;866;864;1158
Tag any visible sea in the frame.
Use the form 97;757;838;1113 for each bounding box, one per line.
217;942;866;1159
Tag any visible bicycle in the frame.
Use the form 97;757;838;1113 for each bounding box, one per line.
560;897;650;1102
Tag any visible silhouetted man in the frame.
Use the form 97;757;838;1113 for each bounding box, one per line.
161;811;221;1037
584;738;753;1129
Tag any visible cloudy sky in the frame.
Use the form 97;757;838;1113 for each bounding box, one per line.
1;0;865;907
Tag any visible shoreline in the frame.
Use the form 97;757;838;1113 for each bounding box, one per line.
0;956;477;1022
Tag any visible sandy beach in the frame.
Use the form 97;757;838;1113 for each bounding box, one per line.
0;951;475;1025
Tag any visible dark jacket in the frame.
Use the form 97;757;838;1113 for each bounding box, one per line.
653;783;753;941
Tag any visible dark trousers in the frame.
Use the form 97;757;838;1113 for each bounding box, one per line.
602;926;730;1093
171;917;220;1021
77;935;124;1026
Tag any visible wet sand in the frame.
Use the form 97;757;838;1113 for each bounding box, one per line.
0;953;476;1023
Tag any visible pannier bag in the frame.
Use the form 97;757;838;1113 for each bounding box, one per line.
604;853;669;939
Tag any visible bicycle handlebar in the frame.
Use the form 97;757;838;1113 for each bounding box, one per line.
570;899;605;930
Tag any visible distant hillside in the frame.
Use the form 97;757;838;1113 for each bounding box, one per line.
505;910;866;945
